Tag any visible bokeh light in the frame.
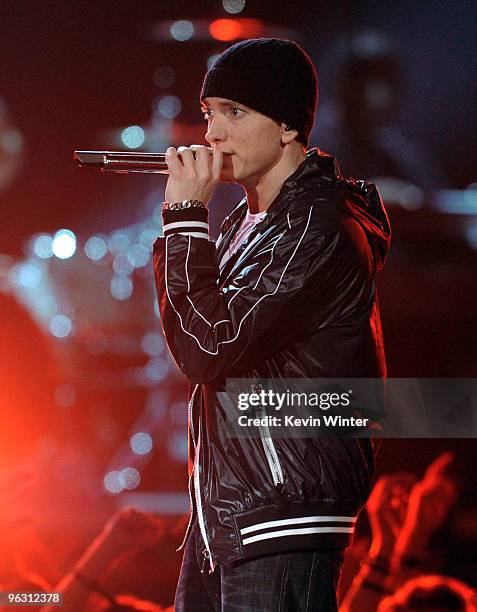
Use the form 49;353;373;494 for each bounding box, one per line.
223;0;246;14
9;262;42;288
209;18;242;41
52;229;77;259
139;228;159;250
33;234;54;259
127;243;150;268
145;357;168;381
141;332;164;356
170;20;194;41
210;17;263;40
110;275;133;300
49;314;73;338
119;467;141;490
84;236;108;261
104;470;123;494
121;125;145;149
130;432;153;455
167;431;188;462
108;232;130;254
113;254;134;276
154;95;182;120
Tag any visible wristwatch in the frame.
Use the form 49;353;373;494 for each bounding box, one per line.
162;199;207;211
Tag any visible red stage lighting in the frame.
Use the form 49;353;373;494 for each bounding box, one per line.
209;18;264;42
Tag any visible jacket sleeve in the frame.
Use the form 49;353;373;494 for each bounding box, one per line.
153;203;324;383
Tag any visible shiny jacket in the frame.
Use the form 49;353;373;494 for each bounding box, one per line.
153;148;391;570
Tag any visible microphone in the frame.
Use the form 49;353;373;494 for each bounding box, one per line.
74;150;170;174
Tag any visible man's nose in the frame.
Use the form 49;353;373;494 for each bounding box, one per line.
205;118;226;144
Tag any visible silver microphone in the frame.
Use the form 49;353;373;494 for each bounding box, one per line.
74;150;170;174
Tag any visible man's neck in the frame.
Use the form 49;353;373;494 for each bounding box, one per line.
244;148;307;214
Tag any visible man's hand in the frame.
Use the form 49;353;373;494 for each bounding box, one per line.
366;472;417;561
393;451;457;565
164;144;223;206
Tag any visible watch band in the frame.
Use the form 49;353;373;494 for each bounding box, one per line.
162;199;207;211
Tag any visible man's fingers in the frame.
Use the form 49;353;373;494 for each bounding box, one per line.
165;144;220;205
212;148;223;180
189;144;214;177
176;146;196;170
165;147;183;172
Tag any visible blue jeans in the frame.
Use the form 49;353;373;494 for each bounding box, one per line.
174;521;344;611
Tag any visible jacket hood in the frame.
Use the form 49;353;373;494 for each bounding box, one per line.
281;148;391;269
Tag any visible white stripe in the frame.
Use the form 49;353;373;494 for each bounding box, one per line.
186;297;231;328
164;205;314;356
163;220;209;231
184;236;232;328
242;526;355;546
240;515;357;535
226;285;246;308
176;231;208;239
252;232;285;290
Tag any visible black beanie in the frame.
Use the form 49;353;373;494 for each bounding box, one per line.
200;38;318;146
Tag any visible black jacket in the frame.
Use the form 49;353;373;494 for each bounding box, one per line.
153;148;391;570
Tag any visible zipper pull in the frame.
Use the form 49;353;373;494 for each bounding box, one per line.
200;548;217;574
200;548;209;574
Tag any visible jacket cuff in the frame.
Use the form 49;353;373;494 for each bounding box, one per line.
162;207;209;239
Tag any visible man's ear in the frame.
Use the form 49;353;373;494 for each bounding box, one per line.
280;123;299;144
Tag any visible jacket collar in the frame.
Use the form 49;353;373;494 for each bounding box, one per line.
215;148;342;283
264;147;341;221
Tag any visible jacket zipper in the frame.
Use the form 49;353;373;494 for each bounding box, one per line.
177;384;201;551
176;471;195;552
189;383;199;447
257;405;284;486
194;415;215;573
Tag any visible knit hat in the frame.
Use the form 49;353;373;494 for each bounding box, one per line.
200;38;318;146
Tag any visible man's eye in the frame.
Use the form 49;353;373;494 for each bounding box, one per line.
230;107;243;117
201;110;212;121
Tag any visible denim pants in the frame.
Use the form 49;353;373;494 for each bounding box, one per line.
174;521;344;611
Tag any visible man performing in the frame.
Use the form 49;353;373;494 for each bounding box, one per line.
153;38;391;611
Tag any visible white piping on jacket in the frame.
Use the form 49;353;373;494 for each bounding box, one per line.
184;235;232;329
226;233;285;310
164;205;314;356
251;232;286;291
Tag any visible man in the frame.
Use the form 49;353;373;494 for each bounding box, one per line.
153;38;391;611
